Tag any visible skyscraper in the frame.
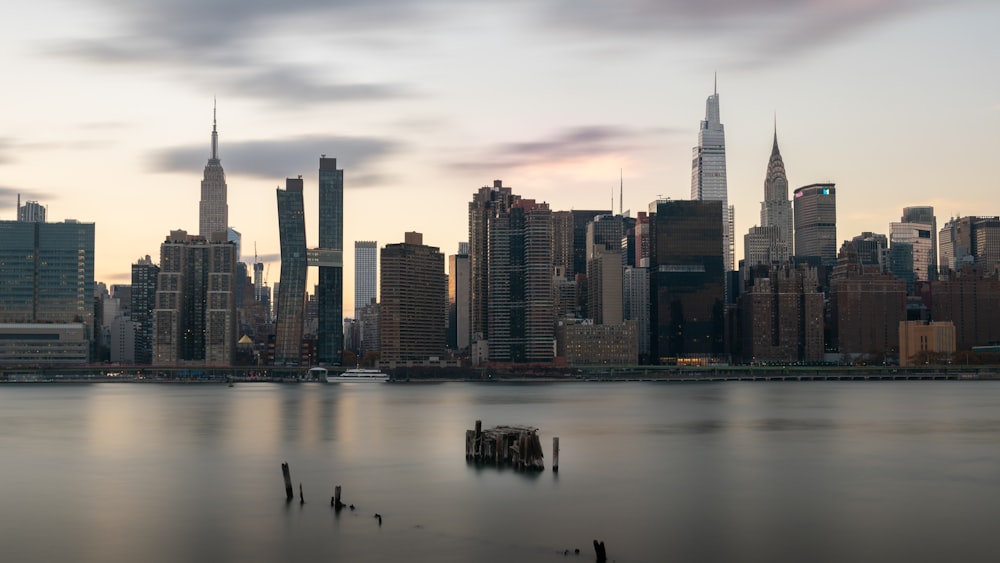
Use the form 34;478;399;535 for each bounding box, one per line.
793;183;837;266
0;219;95;326
131;255;159;365
316;157;344;366
355;241;378;313
468;180;517;342
649;200;725;362
151;230;236;365
691;81;733;272
760;129;793;257
380;232;446;363
889;206;937;292
448;248;471;351
274;178;307;366
199;103;228;239
487;199;554;363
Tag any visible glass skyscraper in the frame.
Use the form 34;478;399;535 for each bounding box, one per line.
274;178;307;366
650;200;725;362
0;219;95;326
317;157;344;365
691;82;733;272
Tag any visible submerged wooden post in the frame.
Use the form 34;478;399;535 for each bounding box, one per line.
299;482;305;504
281;462;294;502
552;437;559;472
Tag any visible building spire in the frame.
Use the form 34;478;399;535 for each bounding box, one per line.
772;112;780;155
211;98;219;161
714;72;717;96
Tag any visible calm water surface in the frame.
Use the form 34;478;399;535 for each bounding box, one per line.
1;381;999;562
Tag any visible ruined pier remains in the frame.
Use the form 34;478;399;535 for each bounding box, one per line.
465;420;544;471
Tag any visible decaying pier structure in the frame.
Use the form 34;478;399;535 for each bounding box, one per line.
465;420;545;470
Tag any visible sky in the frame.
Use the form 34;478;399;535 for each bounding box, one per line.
1;0;998;317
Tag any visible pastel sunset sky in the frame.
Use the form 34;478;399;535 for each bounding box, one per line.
2;0;997;316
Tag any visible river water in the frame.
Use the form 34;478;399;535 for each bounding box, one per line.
1;381;998;562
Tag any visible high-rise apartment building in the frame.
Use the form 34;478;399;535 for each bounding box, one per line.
468;180;517;341
355;241;378;313
316;157;344;365
739;264;824;363
131;255;159;364
830;240;906;358
929;270;1000;350
199;104;228;239
380;232;445;363
760;130;793;257
793;183;837;266
691;83;734;272
650;200;725;362
274;178;307;366
152;230;236;365
487;199;554;363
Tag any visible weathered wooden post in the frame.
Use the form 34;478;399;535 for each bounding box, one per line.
552;437;559;472
474;419;482;460
332;485;344;510
593;539;607;562
281;462;294;502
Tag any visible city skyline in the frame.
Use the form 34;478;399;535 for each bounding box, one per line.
2;1;998;317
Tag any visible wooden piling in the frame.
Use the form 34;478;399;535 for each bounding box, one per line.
552;437;559;472
474;419;482;459
333;485;343;510
593;540;607;562
299;482;305;504
281;462;294;502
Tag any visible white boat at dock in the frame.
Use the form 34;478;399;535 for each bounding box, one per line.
309;367;389;383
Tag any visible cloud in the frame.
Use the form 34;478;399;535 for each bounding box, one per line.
537;0;938;63
151;134;402;186
448;125;671;172
50;0;945;107
0;185;54;201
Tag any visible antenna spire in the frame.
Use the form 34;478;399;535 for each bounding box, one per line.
619;169;623;216
714;72;717;96
210;98;219;161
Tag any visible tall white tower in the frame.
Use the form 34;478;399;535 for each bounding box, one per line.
691;78;733;271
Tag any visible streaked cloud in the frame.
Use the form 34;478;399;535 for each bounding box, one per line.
48;0;946;107
0;185;54;201
449;125;671;172
151;135;403;186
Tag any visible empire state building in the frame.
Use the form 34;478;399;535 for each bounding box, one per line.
691;81;733;272
199;104;228;238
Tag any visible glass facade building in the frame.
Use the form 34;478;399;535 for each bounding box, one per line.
650;200;725;362
274;178;307;365
317;157;344;365
691;86;733;272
